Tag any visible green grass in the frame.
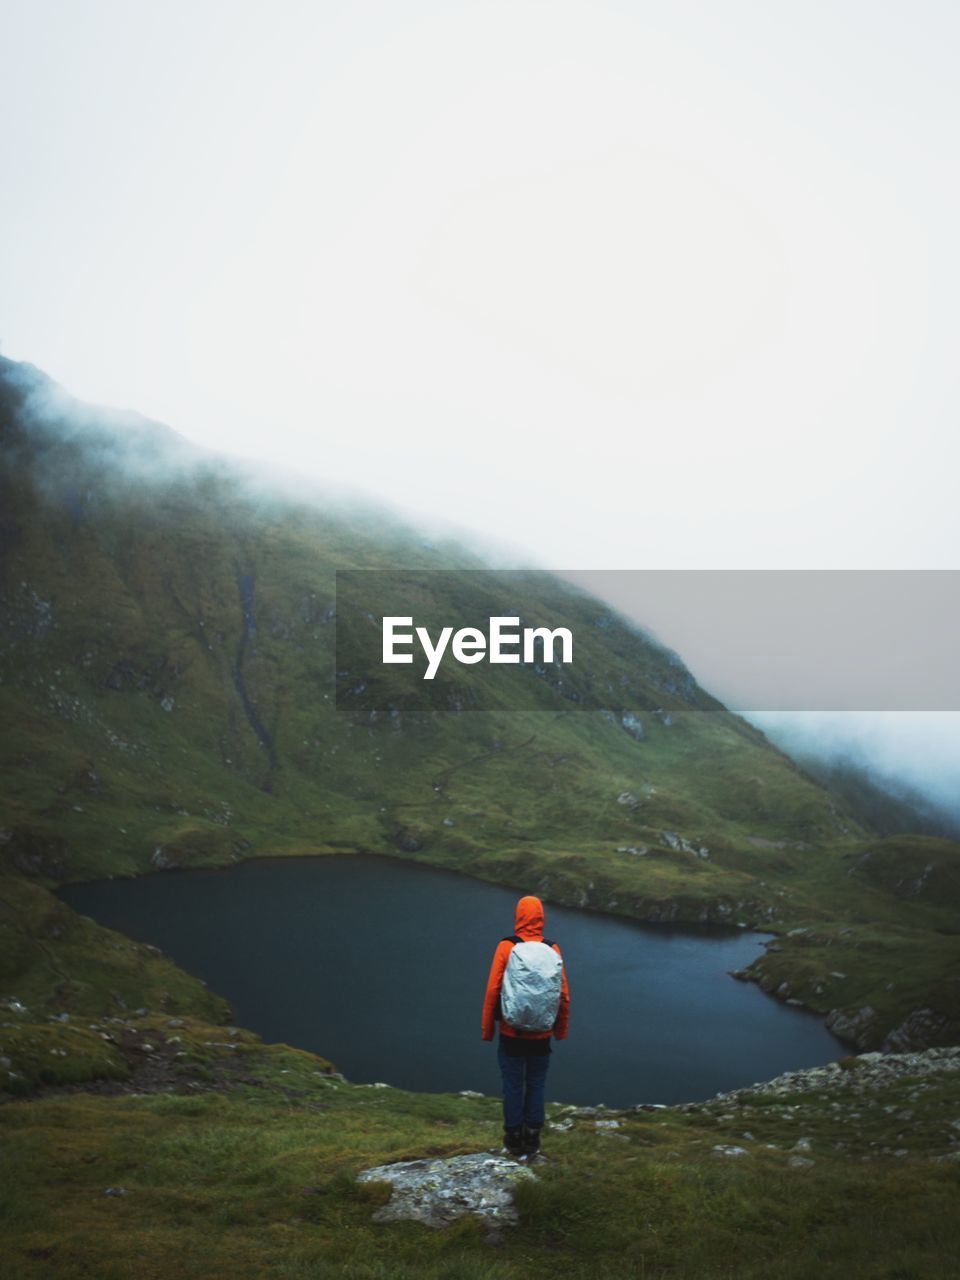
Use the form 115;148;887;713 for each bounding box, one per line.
0;873;230;1024
1;1045;958;1279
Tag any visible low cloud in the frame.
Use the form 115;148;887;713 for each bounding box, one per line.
747;710;960;837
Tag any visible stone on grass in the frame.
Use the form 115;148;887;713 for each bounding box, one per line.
356;1152;536;1228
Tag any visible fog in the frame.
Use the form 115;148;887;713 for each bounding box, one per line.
2;2;959;831
749;713;960;839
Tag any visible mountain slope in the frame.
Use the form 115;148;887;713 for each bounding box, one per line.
0;354;853;879
1;353;959;1055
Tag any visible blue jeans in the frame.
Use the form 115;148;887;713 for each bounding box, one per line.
497;1041;550;1130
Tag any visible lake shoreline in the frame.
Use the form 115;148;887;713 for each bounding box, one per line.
57;851;844;1107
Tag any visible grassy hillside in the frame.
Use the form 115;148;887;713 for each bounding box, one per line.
1;352;959;1061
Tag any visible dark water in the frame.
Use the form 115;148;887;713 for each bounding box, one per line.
57;854;842;1107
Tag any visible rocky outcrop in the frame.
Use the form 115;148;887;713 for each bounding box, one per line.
620;712;645;742
661;831;710;858
881;1008;959;1053
825;1005;879;1048
356;1152;536;1228
0;827;71;879
392;826;423;854
688;1045;960;1107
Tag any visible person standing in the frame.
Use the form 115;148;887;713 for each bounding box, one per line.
481;894;570;1158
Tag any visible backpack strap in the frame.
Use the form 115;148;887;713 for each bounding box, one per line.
502;934;557;947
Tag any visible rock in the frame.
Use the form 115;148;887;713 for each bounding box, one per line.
792;1137;812;1152
595;1120;620;1130
620;712;645;741
787;1156;815;1170
826;1006;877;1047
661;831;704;856
104;1187;128;1196
701;1047;960;1109
458;1090;484;1099
712;1145;751;1158
881;1008;956;1053
356;1153;536;1228
392;827;422;854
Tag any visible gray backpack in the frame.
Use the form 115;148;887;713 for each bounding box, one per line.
499;934;563;1032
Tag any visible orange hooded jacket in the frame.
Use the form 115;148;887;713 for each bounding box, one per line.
481;894;570;1042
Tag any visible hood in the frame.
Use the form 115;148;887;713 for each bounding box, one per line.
514;894;545;940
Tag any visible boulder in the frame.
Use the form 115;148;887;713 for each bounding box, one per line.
826;1006;878;1048
356;1153;536;1228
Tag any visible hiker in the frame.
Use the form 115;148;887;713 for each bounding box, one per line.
481;894;570;1159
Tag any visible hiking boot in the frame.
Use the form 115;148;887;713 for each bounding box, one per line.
522;1125;541;1157
502;1126;525;1158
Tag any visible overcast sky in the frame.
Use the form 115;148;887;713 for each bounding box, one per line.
2;1;959;812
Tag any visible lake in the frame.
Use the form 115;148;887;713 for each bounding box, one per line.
57;853;843;1107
